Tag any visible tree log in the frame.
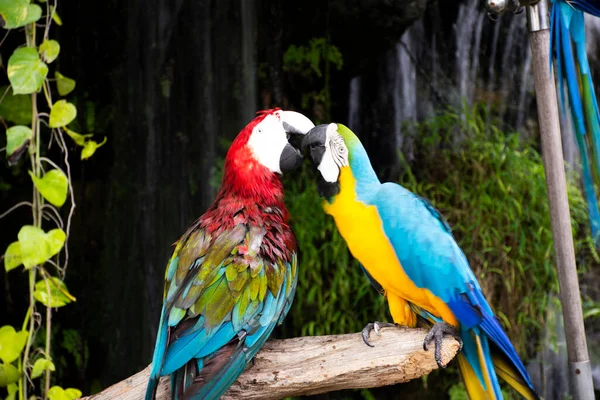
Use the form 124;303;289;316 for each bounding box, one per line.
80;326;460;400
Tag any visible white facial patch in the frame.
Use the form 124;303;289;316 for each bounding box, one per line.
247;113;288;174
318;123;349;183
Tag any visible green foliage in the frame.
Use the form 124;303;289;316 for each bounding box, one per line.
29;169;68;207
5;125;31;156
49;100;77;128
281;164;389;337
0;0;41;29
33;277;75;308
0;326;28;364
0;86;32;125
448;382;468;400
3;242;21;272
7;47;48;94
47;386;81;400
283;37;343;123
31;358;55;379
80;137;107;160
54;72;75;97
16;225;65;268
399;104;596;353
0;0;103;397
0;363;21;387
39;40;60;64
0;326;27;388
284;38;343;79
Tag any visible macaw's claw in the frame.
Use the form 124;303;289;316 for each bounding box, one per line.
423;321;462;369
361;321;397;347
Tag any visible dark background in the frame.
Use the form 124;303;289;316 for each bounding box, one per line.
2;0;599;398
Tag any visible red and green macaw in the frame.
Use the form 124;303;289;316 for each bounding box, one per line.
301;123;539;399
550;0;600;245
145;109;314;400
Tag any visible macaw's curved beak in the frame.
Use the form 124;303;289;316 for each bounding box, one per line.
301;124;329;167
279;111;315;173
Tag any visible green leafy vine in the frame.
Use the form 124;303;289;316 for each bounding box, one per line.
0;0;105;399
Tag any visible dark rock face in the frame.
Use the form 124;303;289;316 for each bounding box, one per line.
327;0;430;76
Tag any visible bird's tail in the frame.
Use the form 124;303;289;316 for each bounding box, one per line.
457;328;538;400
145;305;169;400
169;340;248;400
551;1;600;244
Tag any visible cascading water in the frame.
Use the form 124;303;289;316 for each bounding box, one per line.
455;0;485;102
346;0;534;158
348;76;361;132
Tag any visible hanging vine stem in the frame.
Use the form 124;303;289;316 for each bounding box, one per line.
21;15;42;393
0;201;33;220
56;130;77;272
2;0;99;397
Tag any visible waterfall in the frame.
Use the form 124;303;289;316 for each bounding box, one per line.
455;0;483;103
528;297;570;400
515;45;532;131
347;76;361;131
395;26;418;136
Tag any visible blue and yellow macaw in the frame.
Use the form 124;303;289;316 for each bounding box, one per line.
301;123;539;399
550;0;600;245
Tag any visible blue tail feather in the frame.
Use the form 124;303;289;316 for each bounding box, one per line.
146;305;169;400
552;1;600;243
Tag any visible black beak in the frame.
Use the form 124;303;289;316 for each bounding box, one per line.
279;143;304;174
301;124;329;166
277;110;315;174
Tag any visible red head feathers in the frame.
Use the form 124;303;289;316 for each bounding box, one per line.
215;108;314;206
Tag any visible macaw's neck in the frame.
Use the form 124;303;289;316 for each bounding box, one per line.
323;144;380;205
215;142;285;204
216;160;286;211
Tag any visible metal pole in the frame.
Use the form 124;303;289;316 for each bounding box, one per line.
526;1;595;398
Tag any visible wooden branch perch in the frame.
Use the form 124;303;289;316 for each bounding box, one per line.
81;326;460;400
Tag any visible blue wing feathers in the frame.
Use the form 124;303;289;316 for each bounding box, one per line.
372;181;537;396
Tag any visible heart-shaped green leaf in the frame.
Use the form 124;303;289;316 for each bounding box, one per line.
31;358;55;379
18;225;47;268
55;72;76;96
17;226;66;268
5;125;31;157
46;229;66;257
0;0;42;29
81;137;107;160
7;47;48;95
0;326;28;364
0;362;21;387
64;128;92;146
48;387;82;400
49;100;77;128
3;242;21;272
39;40;60;63
0;86;32;125
29;169;68;207
34;277;74;308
